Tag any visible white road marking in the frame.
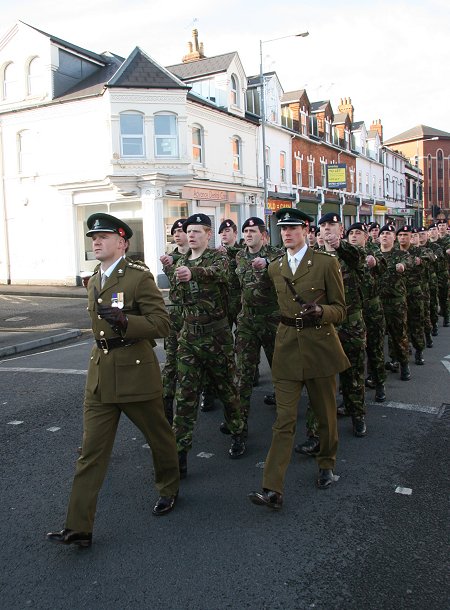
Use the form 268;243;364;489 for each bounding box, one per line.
395;486;412;495
47;426;61;432
0;367;87;375
0;341;91;362
142;443;150;449
197;452;214;458
379;401;441;415
442;360;450;374
7;420;24;425
443;354;450;360
0;295;29;303
5;316;29;322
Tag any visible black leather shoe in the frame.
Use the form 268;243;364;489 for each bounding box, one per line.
431;324;438;336
415;350;424;365
425;332;433;348
178;451;187;479
220;421;231;435
365;376;376;389
152;493;178;516
294;436;320;455
47;528;92;548
263;393;277;406
375;384;386;403
337;403;349;417
316;469;335;489
400;363;411;381
200;393;215;412
444;319;449;327
385;360;399;372
229;435;246;459
248;489;283;509
352;415;367;437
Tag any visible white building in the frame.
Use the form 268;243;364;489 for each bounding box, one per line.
0;23;260;285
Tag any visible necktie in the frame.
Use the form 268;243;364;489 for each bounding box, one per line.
289;257;298;274
101;273;107;289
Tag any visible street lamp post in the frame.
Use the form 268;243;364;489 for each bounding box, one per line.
259;32;309;211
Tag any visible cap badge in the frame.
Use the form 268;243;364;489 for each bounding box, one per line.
283;213;291;220
249;219;255;226
118;227;125;237
93;219;101;229
307;260;312;266
226;222;230;227
333;215;338;222
196;216;201;222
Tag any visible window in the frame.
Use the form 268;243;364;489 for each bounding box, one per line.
232;137;241;171
399;180;404;201
358;170;362;193
366;173;369;195
3;62;17;99
350;169;355;193
372;175;376;197
280;151;286;183
264;146;270;180
345;130;350;149
295;156;302;186
325;121;331;143
27;57;44;96
18;130;35;174
120;112;144;157
192;125;203;164
192;79;217;104
154;113;178;158
246;88;260;115
309;116;318;137
300;112;308;136
281;108;293;130
379;178;382;198
230;74;239;106
321;162;326;187
308;159;314;188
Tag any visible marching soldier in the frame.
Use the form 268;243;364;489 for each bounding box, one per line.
436;220;450;327
249;208;349;509
47;213;180;548
173;214;245;478
160;219;188;424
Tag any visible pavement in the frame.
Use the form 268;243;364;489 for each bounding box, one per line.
0;283;169;358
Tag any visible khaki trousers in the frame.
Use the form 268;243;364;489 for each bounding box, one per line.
263;375;338;494
65;397;180;532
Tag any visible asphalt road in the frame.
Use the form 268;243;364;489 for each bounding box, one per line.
0;296;449;609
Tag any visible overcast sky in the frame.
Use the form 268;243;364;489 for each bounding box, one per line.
2;0;448;139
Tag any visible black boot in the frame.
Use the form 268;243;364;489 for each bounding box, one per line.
400;363;411;381
425;332;433;348
415;350;424;365
178;451;187;479
385;360;399;372
432;324;439;337
352;415;367;437
444;318;450;328
375;384;386;403
229;434;246;459
365;376;376;389
163;398;174;425
253;367;260;387
294;436;320;455
200;393;215;412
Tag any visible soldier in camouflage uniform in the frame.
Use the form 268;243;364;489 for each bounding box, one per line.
378;224;413;381
199;219;243;413
436;220;450;326
415;228;437;348
160;219;188;424
172;214;245;478
368;222;381;247
298;212;367;455
427;223;444;335
348;222;387;403
396;225;428;365
227;217;284;437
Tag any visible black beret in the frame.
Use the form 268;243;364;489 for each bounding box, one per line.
379;224;396;234
275;207;312;226
183;213;212;232
396;225;412;235
171;218;187;235
308;225;317;233
314;226;321;236
346;222;367;237
218;219;237;234
318;212;341;225
410;227;418;234
428;222;438;229
416;226;428;233
242;217;266;231
368;222;380;231
86;213;133;239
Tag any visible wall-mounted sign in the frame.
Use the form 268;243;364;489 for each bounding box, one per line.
182;187;235;202
267;200;293;212
326;164;347;189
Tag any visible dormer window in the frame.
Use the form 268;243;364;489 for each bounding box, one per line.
2;62;17;100
230;74;239;106
27;57;45;97
120;112;145;157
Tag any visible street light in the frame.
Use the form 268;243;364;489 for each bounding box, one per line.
415;137;438;225
259;31;309;211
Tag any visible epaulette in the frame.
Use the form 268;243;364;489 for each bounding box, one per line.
127;262;148;271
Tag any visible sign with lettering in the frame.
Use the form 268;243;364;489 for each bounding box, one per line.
267;200;293;211
326;164;347;189
182;187;235;202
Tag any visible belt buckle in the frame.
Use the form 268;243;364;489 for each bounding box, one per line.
99;338;109;353
294;316;303;331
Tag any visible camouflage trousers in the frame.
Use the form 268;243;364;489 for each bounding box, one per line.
306;315;365;435
173;324;243;453
235;310;279;421
363;296;386;385
162;306;184;400
422;284;432;334
382;297;409;365
227;294;242;329
429;280;439;327
437;274;449;321
406;286;425;351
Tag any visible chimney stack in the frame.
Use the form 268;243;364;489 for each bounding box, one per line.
370;119;383;142
182;29;206;63
338;96;354;123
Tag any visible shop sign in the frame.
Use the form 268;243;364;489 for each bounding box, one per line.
267;200;293;211
182;187;234;202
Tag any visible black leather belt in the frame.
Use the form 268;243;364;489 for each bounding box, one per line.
96;337;140;352
280;315;321;330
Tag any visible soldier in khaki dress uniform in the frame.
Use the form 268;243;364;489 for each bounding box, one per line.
249;208;349;510
47;213;180;548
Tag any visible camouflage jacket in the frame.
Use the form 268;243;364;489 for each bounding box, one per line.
401;245;435;288
361;244;387;301
236;244;284;309
428;240;447;275
332;240;365;314
378;248;414;300
162;247;186;305
174;248;229;324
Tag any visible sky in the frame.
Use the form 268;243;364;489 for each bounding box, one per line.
1;0;449;140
